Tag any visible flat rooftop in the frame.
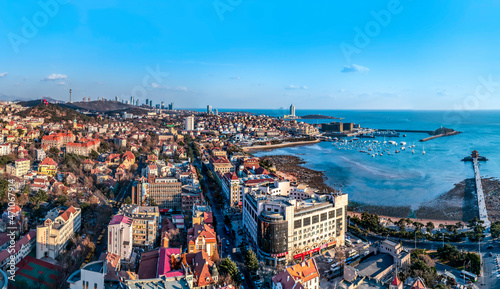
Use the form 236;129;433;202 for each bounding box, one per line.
356;254;393;279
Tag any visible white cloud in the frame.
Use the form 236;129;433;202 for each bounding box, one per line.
56;81;66;86
41;73;68;81
341;64;370;73
285;85;308;90
0;72;7;78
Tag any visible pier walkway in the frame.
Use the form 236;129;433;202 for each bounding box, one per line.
472;157;491;228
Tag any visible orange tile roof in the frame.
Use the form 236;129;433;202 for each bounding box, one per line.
286;259;319;283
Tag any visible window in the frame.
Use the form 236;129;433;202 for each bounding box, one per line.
312;215;319;224
303;217;311;226
320;213;327;221
294;219;302;229
328;210;335;219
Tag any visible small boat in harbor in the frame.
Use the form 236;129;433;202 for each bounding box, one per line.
422;146;426;155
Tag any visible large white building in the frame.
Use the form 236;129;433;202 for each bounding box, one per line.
243;192;348;266
107;215;133;261
185;116;194;131
36;206;81;259
6;159;30;177
0;144;11;156
67;260;107;289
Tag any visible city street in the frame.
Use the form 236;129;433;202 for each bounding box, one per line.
195;159;256;289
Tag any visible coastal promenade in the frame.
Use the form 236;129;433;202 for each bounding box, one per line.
473;157;491;228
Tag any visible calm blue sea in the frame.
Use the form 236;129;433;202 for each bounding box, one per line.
213;109;500;207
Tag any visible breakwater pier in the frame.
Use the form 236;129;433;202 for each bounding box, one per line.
463;150;491;228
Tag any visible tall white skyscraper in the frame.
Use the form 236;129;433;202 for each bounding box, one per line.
207;105;212;114
290;104;295;116
185;116;194;131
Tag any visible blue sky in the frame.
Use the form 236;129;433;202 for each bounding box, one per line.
1;0;500;109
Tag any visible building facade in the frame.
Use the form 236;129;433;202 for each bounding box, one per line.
36;206;81;259
6;158;30;177
131;178;182;210
243;192;348;266
117;205;159;248
107;215;133;261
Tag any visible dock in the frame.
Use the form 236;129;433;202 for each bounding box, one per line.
419;131;461;142
466;150;491;228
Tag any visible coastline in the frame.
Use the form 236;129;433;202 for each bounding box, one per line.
242;139;320;152
259;152;499;222
259;154;335;193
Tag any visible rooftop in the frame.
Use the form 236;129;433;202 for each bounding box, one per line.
356;254;393;279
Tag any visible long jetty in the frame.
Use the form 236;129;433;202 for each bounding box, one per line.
465;150;491;228
377;129;433;134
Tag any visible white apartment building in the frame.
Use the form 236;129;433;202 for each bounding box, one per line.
185;116;194;131
36;206;81;259
243;191;348;266
67;260;107;289
6;159;30;177
107;215;133;261
0;144;11;156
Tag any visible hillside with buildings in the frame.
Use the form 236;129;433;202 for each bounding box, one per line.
16;102;94;123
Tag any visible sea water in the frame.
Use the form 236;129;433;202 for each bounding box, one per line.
228;109;500;207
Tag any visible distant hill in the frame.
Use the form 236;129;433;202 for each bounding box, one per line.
16;102;94;123
17;98;64;107
60;100;140;113
105;107;149;116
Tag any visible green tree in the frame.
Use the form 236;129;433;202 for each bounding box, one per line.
244;249;259;274
30;190;48;208
124;196;132;205
89;150;99;159
219;257;240;284
491;221;500;239
0;179;8;201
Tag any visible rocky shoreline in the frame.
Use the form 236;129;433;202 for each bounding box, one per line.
260;153;500;222
260;155;334;193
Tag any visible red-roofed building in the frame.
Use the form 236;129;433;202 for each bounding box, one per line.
410;277;427;289
390;275;403;289
41;132;75;149
66;138;100;156
187;224;217;258
182;251;218;288
38;157;58;176
221;171;241;208
0;230;36;271
36;206;81;259
272;259;319;289
137;247;184;280
209;156;233;174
